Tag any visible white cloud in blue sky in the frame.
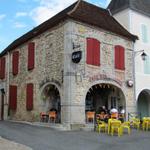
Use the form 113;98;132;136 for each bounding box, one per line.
0;14;6;21
17;0;27;2
15;12;28;18
13;22;27;28
0;0;111;51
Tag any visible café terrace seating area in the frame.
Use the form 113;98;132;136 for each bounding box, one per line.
86;111;150;137
39;110;150;134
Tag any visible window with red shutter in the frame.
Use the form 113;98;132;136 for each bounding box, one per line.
28;42;35;70
12;51;19;75
86;38;100;66
9;85;17;110
0;57;6;79
26;83;34;110
115;45;125;70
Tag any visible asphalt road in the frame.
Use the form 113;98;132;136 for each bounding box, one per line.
0;121;150;150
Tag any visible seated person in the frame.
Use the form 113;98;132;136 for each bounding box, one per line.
50;108;57;113
118;106;125;122
98;106;109;123
110;107;118;119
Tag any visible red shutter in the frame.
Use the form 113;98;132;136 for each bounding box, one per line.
120;46;125;70
115;45;125;70
26;83;34;110
12;51;19;75
93;39;100;66
28;42;35;70
0;57;6;79
86;38;100;66
9;85;17;110
86;38;93;65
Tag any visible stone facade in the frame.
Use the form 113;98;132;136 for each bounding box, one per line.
63;20;135;125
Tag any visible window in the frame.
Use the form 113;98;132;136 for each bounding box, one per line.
0;57;6;79
12;51;19;75
86;38;100;66
141;24;148;43
28;42;35;70
9;85;17;110
115;45;125;70
144;55;150;74
26;83;34;110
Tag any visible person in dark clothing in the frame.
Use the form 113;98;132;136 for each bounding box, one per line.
97;106;109;123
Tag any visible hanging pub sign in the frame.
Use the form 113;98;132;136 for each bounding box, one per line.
72;51;82;63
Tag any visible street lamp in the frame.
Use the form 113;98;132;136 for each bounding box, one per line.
134;50;147;61
141;52;147;61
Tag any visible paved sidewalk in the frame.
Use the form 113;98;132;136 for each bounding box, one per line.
0;137;32;150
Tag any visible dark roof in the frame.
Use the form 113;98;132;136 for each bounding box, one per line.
0;0;138;56
107;0;150;17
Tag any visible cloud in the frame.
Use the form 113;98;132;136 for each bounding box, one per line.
30;6;53;25
0;14;6;21
30;0;76;25
13;22;27;28
17;0;27;2
15;12;28;17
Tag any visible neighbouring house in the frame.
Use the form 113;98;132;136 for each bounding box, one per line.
0;0;137;129
108;0;150;118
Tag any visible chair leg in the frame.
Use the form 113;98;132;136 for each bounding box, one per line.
118;128;121;137
111;128;113;136
128;128;131;134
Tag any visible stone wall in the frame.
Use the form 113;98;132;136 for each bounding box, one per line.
63;20;135;124
8;24;64;121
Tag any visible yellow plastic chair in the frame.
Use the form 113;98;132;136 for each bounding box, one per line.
108;118;117;134
110;120;122;137
145;120;150;131
108;118;112;134
97;121;107;133
142;117;150;131
131;118;140;130
120;121;131;135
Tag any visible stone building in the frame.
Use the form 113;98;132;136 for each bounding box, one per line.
0;0;137;129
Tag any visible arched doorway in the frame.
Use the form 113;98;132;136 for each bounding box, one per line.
85;83;126;117
41;84;61;123
137;90;150;118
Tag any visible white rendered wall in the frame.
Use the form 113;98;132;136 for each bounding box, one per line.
114;9;150;101
130;11;150;100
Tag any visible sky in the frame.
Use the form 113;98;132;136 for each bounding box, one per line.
0;0;111;52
